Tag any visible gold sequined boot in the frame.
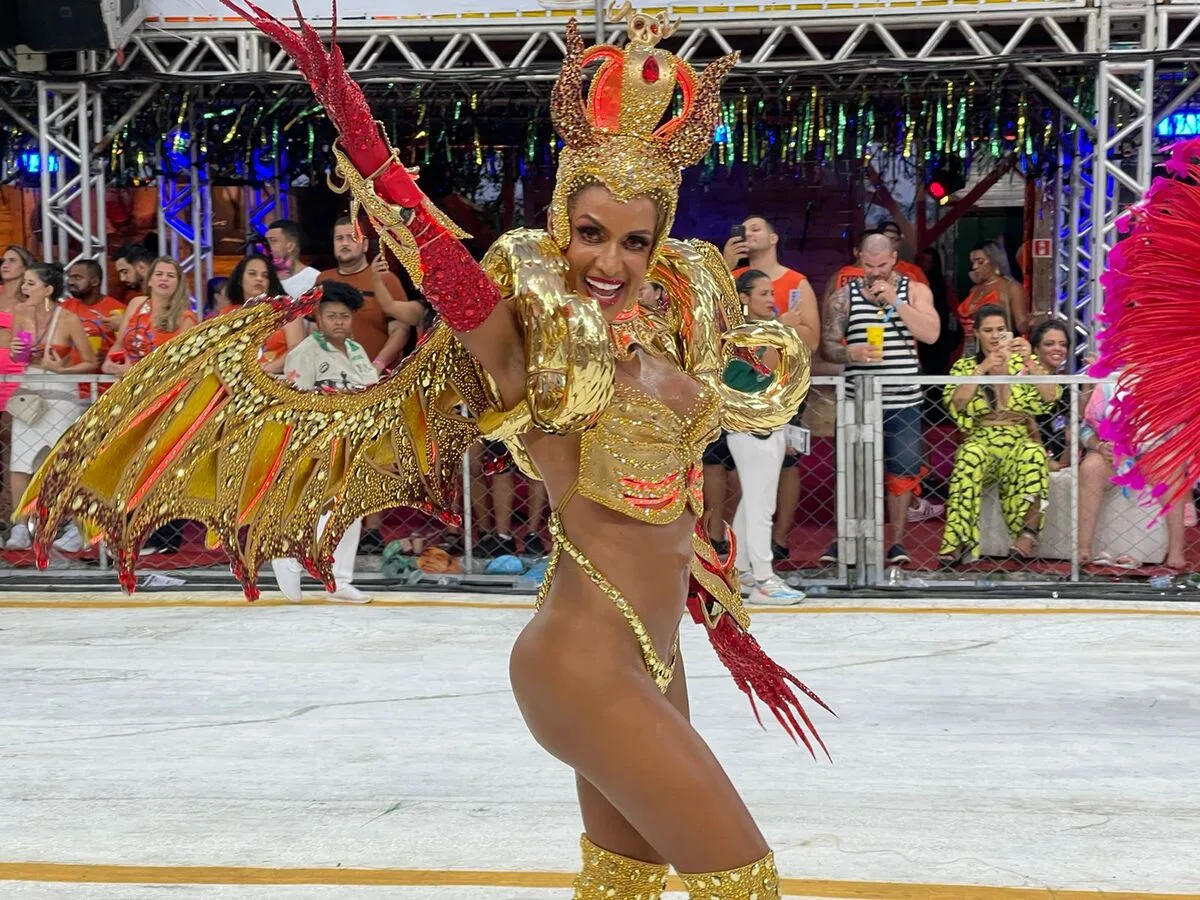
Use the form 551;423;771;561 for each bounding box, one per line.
573;834;669;900
677;850;779;899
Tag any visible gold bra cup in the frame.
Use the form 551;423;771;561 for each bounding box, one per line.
575;381;721;525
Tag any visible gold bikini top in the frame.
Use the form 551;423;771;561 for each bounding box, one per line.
473;230;810;524
557;379;721;523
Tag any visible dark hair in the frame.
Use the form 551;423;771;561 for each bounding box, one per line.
69;259;104;282
736;268;771;296
879;220;902;236
27;261;65;298
319;280;364;312
1031;319;1070;350
972;303;1011;361
115;244;153;267
227;253;285;305
267;219;303;246
333;215;358;233
206;276;229;310
743;215;776;235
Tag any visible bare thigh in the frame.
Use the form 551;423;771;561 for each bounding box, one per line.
510;623;767;873
574;650;693;865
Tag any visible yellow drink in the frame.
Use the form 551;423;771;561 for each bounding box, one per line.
865;324;885;351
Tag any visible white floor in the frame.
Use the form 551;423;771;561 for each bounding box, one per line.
1;592;1199;899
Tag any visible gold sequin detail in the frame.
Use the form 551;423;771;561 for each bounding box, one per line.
678;851;780;899
538;513;677;693
573;833;669;900
548;17;737;263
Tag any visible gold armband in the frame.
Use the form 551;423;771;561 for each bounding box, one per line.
480;229;614;434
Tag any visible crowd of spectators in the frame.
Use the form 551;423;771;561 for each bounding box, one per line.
0;209;1187;584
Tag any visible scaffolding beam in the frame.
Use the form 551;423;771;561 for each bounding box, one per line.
36;82;107;282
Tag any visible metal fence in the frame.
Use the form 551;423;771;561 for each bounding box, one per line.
1;371;1191;593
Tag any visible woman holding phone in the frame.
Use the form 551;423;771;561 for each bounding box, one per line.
939;304;1058;565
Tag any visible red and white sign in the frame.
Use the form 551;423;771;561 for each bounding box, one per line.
1031;239;1052;259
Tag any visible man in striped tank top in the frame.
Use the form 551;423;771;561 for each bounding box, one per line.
820;231;941;565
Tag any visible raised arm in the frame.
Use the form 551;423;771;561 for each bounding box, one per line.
223;0;526;407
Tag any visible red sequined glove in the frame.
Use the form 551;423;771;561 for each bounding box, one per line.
222;0;501;331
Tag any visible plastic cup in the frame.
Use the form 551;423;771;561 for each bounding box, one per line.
865;324;885;353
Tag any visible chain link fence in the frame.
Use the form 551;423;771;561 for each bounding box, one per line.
2;371;1193;593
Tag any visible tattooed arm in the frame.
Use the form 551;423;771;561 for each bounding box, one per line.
820;285;852;365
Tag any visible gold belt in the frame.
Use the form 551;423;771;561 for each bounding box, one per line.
537;512;677;693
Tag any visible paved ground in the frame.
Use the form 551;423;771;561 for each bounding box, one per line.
2;591;1198;899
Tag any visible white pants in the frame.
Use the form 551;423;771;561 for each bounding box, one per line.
272;515;362;592
728;429;787;581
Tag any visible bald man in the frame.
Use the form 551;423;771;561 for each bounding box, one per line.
820;230;941;566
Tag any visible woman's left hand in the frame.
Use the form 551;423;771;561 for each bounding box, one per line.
1012;337;1032;358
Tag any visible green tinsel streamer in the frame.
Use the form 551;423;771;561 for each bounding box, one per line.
787;94;799;166
837;102;846;157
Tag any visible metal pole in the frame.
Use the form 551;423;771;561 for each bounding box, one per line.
37;82;52;263
461;451;474;573
594;0;604;43
189;104;203;303
77;84;92;268
1089;59;1109;352
93;89;107;283
1069;381;1080;583
54;94;68;264
1067;138;1082;371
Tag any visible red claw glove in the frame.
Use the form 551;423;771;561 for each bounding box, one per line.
222;0;502;332
220;0;420;208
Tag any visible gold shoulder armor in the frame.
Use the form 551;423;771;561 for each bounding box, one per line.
654;238;810;433
481;229;614;435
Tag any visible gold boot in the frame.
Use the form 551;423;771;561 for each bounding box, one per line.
677;850;779;899
573;833;669;900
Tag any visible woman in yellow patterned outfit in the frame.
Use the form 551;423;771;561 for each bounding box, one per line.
939;304;1058;564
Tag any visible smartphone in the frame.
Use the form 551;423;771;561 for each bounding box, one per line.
999;330;1013;348
731;224;746;240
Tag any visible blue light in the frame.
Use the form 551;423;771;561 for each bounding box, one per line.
713;123;731;145
1156;111;1200;138
17;151;59;174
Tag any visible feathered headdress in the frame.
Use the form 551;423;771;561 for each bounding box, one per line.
548;4;737;259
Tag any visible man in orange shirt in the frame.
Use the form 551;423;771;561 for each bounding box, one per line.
64;260;124;400
722;215;820;350
297;217;426;373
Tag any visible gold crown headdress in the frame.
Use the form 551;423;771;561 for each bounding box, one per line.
549;4;737;257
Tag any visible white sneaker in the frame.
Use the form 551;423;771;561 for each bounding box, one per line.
326;585;372;604
738;571;755;597
750;575;806;606
53;522;85;553
5;523;32;551
271;559;304;603
907;497;945;523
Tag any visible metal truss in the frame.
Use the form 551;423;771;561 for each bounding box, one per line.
35;82;108;279
157;108;214;303
70;3;1113;82
245;182;291;240
1048;4;1200;351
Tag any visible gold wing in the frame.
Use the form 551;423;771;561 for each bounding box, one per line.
21;296;491;597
